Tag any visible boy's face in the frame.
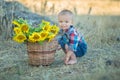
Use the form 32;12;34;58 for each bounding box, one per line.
58;14;73;31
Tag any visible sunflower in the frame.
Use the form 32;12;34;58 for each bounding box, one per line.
47;34;56;42
13;33;26;43
29;32;41;42
12;20;21;27
12;18;60;44
20;24;29;33
42;25;51;32
39;31;49;41
50;25;59;35
13;27;21;34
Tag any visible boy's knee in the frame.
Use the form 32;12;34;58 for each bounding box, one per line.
75;43;87;57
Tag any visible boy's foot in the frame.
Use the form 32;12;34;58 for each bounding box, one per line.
67;60;77;65
67;52;77;65
64;50;77;65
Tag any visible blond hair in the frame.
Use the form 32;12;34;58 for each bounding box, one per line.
58;9;73;20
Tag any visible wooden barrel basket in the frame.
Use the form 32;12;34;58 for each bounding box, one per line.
27;40;58;66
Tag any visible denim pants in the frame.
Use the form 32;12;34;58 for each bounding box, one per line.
58;40;87;57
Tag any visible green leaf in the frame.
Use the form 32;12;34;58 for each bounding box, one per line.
26;32;30;37
39;23;45;29
17;18;25;24
34;27;41;32
38;41;44;45
29;27;35;33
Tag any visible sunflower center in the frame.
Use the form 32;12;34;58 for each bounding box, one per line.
18;35;25;40
41;33;46;37
51;30;56;33
22;25;28;31
33;35;40;39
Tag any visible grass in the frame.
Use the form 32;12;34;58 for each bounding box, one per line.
0;39;120;80
0;15;120;80
0;0;120;80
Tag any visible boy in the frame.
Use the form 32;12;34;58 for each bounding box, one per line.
57;9;87;65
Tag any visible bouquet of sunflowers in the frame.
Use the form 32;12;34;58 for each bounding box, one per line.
12;18;59;44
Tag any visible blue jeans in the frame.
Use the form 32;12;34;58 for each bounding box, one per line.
58;40;87;57
74;42;87;57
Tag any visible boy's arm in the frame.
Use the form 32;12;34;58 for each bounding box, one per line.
68;32;80;52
